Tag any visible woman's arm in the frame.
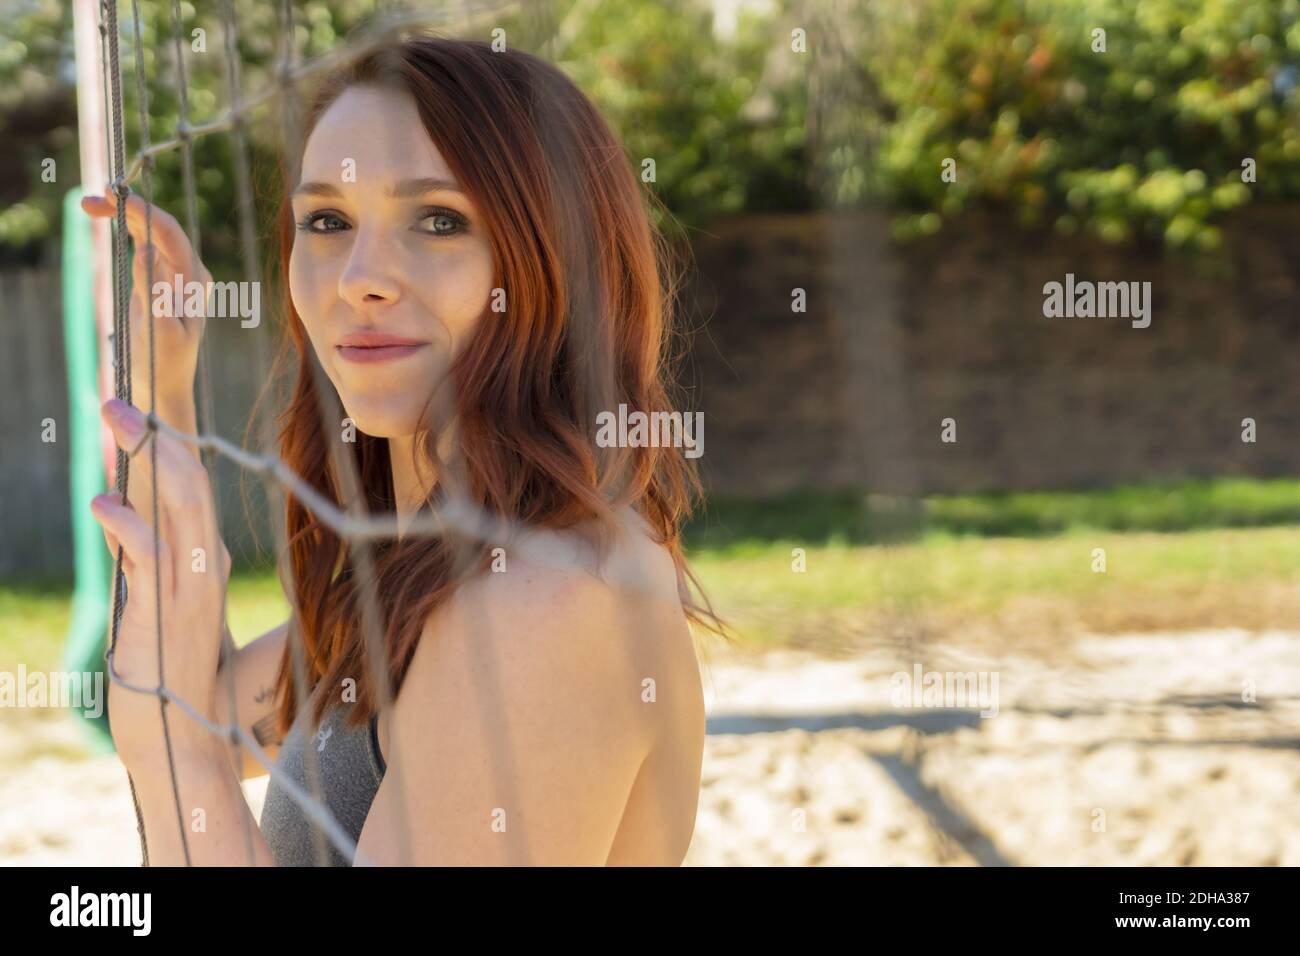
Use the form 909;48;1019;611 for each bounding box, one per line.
124;622;289;868
212;621;290;780
126;737;278;866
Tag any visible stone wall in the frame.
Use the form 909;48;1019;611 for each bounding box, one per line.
687;205;1300;496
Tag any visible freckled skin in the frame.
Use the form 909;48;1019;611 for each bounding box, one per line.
289;85;497;438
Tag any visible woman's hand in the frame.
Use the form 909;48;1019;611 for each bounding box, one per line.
81;191;210;414
91;398;230;769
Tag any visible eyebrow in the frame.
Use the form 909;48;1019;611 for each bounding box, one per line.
292;177;464;199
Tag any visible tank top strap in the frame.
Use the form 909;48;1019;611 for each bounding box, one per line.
368;712;387;776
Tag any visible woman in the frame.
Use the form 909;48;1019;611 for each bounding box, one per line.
82;35;724;866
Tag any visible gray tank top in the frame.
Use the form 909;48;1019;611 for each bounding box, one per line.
259;700;387;866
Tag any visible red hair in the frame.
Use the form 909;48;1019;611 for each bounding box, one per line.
264;35;727;735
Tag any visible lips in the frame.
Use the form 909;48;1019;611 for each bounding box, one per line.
336;330;428;364
337;330;426;349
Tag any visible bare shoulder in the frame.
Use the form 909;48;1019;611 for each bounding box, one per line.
499;504;685;607
452;504;688;631
400;505;702;755
366;508;706;863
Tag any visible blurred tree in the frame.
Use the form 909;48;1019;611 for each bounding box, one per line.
0;0;392;271
552;0;811;242
0;0;75;264
0;0;803;269
2;0;1297;264
843;0;1300;251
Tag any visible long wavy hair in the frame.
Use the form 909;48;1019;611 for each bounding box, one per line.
263;35;727;736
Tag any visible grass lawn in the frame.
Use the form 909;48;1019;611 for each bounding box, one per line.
0;573;292;673
4;479;1300;668
688;525;1300;649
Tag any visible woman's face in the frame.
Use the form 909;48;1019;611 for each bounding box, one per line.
289;84;495;438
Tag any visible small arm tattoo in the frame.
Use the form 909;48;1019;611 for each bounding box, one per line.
252;712;284;748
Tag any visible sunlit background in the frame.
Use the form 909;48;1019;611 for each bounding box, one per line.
3;0;1300;865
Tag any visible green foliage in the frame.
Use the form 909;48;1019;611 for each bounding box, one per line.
0;0;71;260
554;0;810;238
0;0;393;269
2;0;1297;259
2;0;800;263
849;0;1300;249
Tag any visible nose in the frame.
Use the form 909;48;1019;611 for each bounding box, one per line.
337;226;402;312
